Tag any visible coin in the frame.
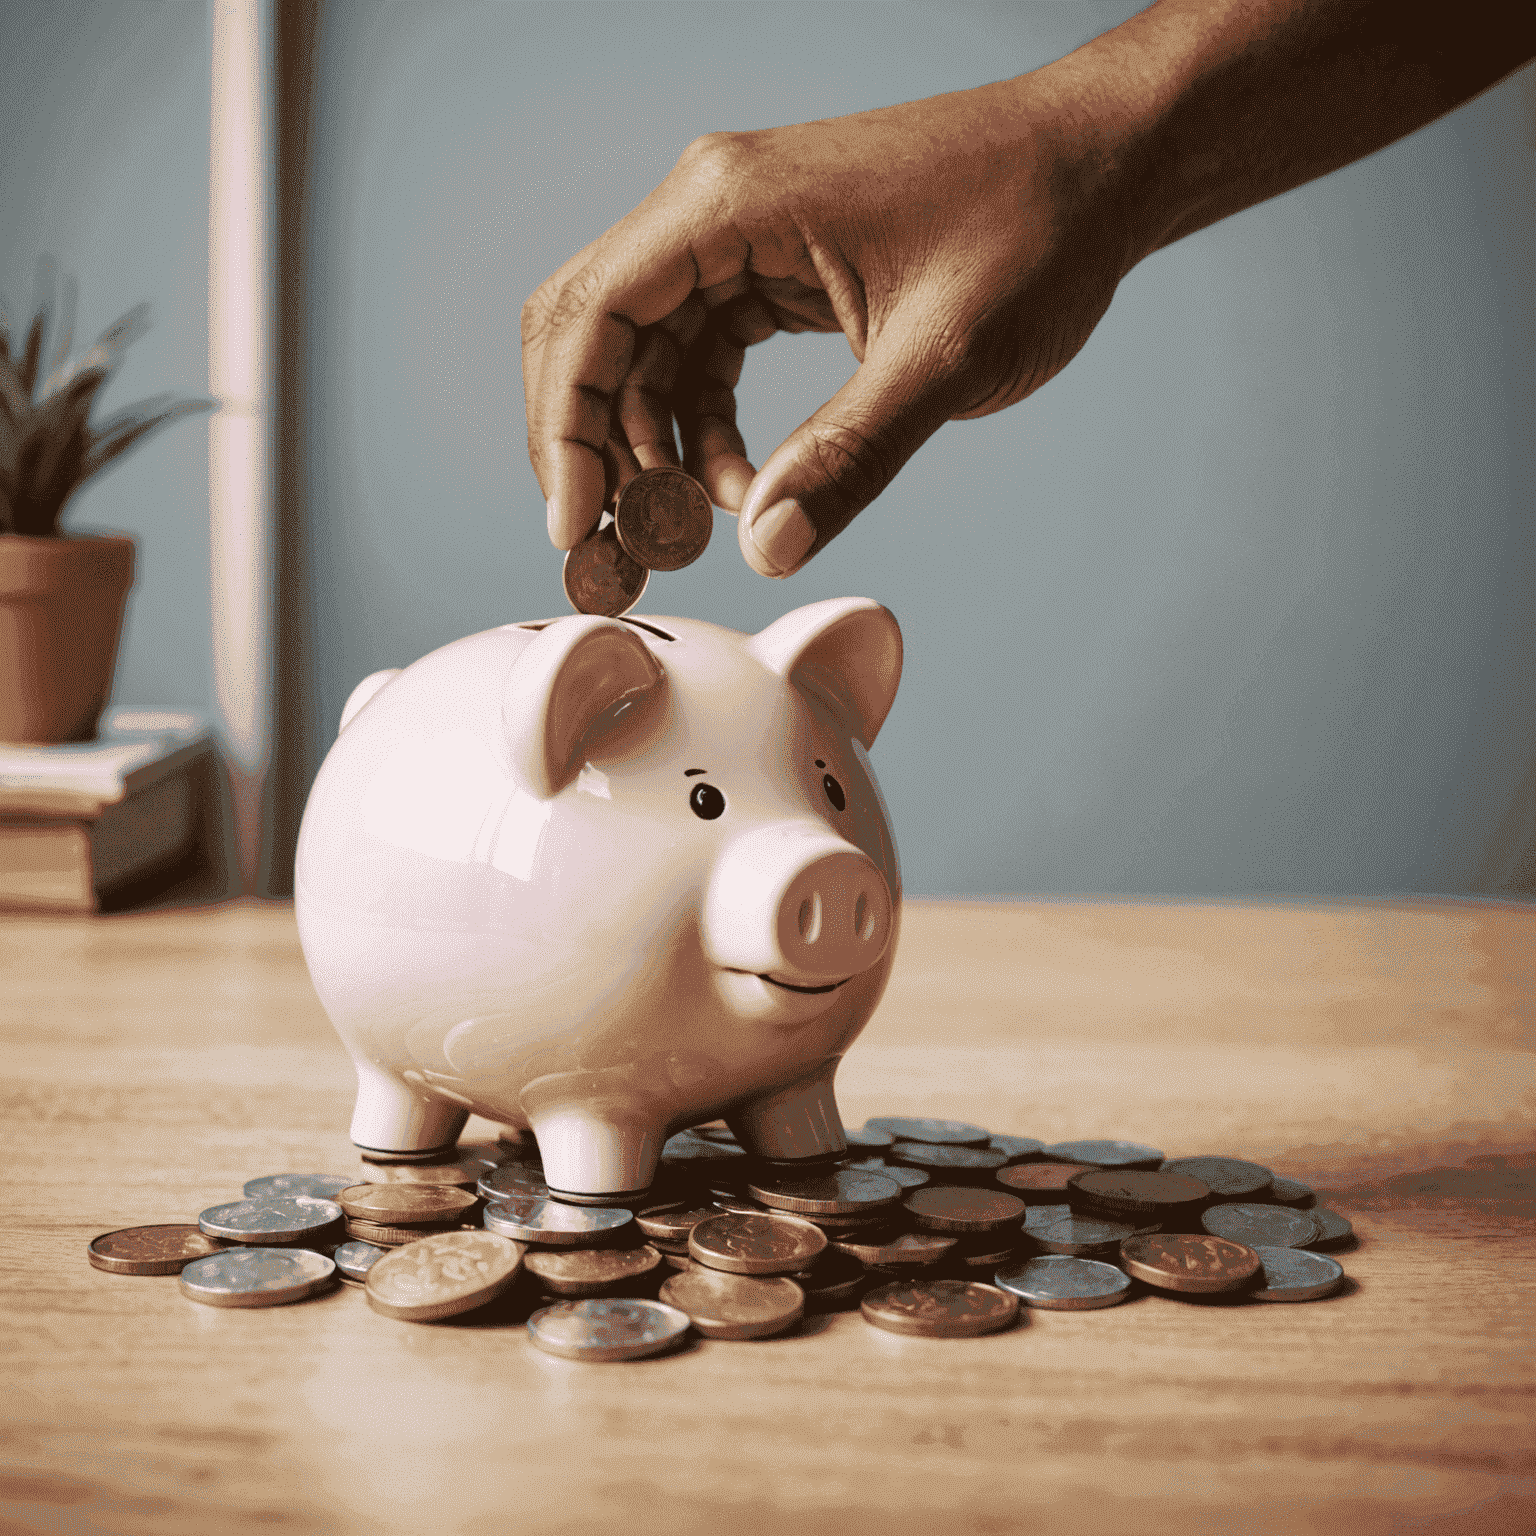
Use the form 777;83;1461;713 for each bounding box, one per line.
365;1230;525;1321
860;1278;1018;1338
335;1184;479;1225
478;1163;551;1202
483;1196;633;1247
660;1133;747;1167
242;1174;354;1201
989;1134;1045;1164
993;1255;1133;1311
1022;1202;1073;1230
1119;1233;1262;1293
952;1242;1024;1270
997;1163;1093;1202
1306;1208;1355;1249
695;1126;740;1144
904;1186;1027;1234
844;1157;930;1190
844;1127;896;1150
1201;1202;1321;1249
333;1240;388;1284
792;1248;869;1301
1031;1215;1149;1257
358;1157;488;1188
179;1246;337;1308
197;1196;344;1245
88;1225;228;1276
747;1168;902;1215
864;1117;991;1147
687;1212;827;1275
659;1268;805;1339
794;1207;891;1235
525;1245;663;1297
613;466;713;572
832;1229;957;1268
344;1217;468;1247
527;1297;691;1361
1249;1245;1346;1302
1161;1155;1274;1200
562;522;649;617
1067;1169;1211;1223
1267;1175;1316;1208
1042;1139;1164;1170
634;1202;727;1244
887;1143;1008;1180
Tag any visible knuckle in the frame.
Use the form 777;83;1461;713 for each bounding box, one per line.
677;130;756;202
802;420;891;515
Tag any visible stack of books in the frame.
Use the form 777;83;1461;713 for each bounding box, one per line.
0;709;216;912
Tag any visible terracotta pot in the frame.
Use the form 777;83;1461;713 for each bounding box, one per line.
0;533;136;744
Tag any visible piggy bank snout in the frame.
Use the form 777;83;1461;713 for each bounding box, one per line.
701;824;893;984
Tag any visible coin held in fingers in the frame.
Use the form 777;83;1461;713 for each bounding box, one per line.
614;467;713;572
563;522;648;617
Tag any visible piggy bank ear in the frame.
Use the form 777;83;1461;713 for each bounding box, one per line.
749;597;903;746
504;618;666;797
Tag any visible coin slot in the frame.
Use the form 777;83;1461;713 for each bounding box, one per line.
618;618;677;641
517;622;552;631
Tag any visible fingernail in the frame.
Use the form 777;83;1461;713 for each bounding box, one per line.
747;498;815;575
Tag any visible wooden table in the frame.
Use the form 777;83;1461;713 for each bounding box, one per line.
3;897;1532;1536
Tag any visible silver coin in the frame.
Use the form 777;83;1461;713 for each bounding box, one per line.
864;1117;991;1147
242;1173;354;1201
1202;1202;1320;1249
1306;1208;1355;1249
478;1162;550;1202
989;1135;1045;1163
1249;1245;1346;1301
1267;1175;1316;1208
197;1196;344;1244
178;1246;336;1307
483;1196;633;1246
747;1168;902;1215
1042;1140;1164;1170
843;1127;896;1150
1023;1203;1073;1231
1030;1215;1149;1257
844;1157;930;1190
526;1297;691;1361
1162;1155;1274;1199
993;1255;1133;1310
332;1240;388;1283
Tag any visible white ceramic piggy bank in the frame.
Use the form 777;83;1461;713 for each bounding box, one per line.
294;597;902;1202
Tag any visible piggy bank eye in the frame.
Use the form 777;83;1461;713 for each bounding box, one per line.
822;773;846;812
689;782;726;820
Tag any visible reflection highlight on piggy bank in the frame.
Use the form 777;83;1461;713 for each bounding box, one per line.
294;597;903;1201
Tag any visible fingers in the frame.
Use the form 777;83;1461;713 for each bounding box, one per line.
736;323;958;578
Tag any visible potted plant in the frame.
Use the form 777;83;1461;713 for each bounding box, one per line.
0;260;212;743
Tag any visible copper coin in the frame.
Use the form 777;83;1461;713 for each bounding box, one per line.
1068;1169;1211;1221
88;1225;228;1276
634;1202;726;1244
1267;1176;1317;1208
832;1229;957;1268
613;466;713;571
887;1143;1008;1180
478;1162;550;1202
1201;1203;1321;1250
860;1278;1018;1338
989;1134;1045;1164
1161;1155;1273;1199
795;1208;892;1234
359;1157;489;1188
792;1248;868;1294
524;1244;663;1297
562;522;648;617
243;1174;355;1200
1042;1139;1164;1170
365;1230;525;1321
952;1243;1024;1271
336;1184;480;1225
1249;1246;1346;1302
526;1298;691;1361
996;1163;1093;1202
179;1247;337;1308
1030;1215;1151;1257
345;1217;469;1247
864;1117;991;1147
844;1157;930;1190
197;1196;344;1245
1119;1233;1262;1293
747;1168;902;1215
993;1255;1133;1311
904;1186;1027;1234
1307;1209;1355;1249
687;1212;826;1275
659;1268;804;1339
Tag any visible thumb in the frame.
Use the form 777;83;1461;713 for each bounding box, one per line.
736;330;955;578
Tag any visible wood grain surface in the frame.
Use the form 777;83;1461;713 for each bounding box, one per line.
2;897;1532;1536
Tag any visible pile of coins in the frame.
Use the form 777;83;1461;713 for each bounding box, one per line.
86;1116;1357;1361
562;467;714;617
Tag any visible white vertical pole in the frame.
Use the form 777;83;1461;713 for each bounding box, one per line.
208;0;274;892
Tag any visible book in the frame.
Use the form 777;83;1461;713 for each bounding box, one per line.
0;709;216;911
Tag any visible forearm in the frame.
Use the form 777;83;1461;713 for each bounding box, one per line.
1040;0;1536;262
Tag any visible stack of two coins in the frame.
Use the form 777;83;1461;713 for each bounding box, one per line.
563;468;714;617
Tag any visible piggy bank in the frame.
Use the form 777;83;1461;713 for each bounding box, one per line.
294;597;903;1202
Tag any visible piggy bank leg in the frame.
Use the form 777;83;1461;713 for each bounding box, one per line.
350;1060;467;1158
728;1059;848;1163
531;1107;663;1205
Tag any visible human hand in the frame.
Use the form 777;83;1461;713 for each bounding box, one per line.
521;75;1137;577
